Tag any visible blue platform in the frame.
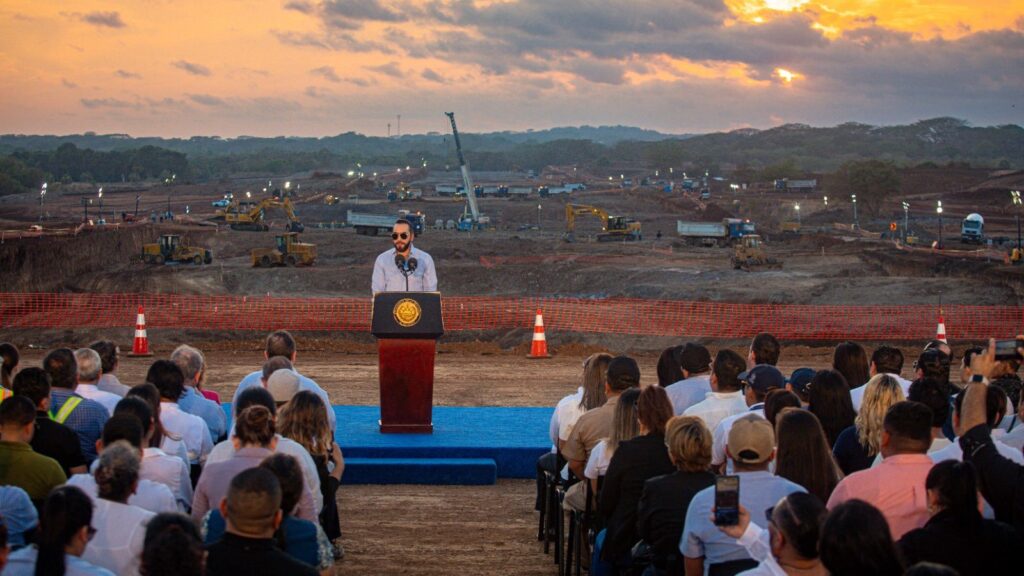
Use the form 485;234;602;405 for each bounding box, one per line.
330;405;552;485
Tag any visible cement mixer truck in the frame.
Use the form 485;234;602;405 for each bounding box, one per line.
961;213;984;244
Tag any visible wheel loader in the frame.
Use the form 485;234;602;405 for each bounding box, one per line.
142;235;212;265
251;232;317;267
732;234;782;271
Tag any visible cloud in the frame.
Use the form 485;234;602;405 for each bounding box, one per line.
188;93;227;106
172;60;212;76
367;62;403;78
115;69;142;79
321;0;409;30
304;86;332;98
421;68;444;83
61;78;78;89
77;11;126;28
310;65;341;82
81;97;135;109
284;0;315;14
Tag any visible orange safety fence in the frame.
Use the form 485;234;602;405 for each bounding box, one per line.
0;293;1021;341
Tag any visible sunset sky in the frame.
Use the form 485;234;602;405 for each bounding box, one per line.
1;1;1021;137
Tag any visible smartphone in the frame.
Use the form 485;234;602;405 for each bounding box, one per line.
994;339;1024;361
714;475;740;526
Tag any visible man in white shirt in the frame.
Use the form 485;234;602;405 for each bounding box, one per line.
148;360;213;467
231;331;335;431
852;345;913;411
930;385;1024;464
684;349;749;433
73;348;120;415
113;395;194;512
90;339;131;397
666;343;713;416
711;364;786;471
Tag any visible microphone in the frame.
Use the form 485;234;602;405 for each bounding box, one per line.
394;254;406;271
407;258;418;273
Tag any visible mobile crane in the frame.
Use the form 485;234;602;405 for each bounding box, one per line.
564;204;642;242
445;112;490;231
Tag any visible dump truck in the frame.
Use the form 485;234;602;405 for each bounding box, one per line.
348;210;425;235
732;235;781;270
141;234;212;265
564;204;642;242
676;218;756;247
251;233;317;267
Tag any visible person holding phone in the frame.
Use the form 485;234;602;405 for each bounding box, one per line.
681;415;805;576
371;219;437;293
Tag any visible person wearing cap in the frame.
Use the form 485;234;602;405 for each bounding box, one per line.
683;350;748;434
682;414;806;576
267;368;301;408
826;401;934;539
710;365;786;473
850;346;912;412
665;343;713;416
785;368;815;407
562;356;640;484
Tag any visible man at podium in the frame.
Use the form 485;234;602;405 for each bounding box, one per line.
371;218;437;293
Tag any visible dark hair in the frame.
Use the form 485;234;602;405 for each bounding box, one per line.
394;218;413;232
141;513;204;576
807;370;856;447
146;360;185;401
235;405;276;446
820;499;904;576
883;401;933;451
259;453;305;517
0;395;36;427
833;341;870;389
0;342;19;389
680;343;711;374
953;386;1007;427
773;492;827;560
927;460;982;526
89;340;119;374
988;375;1021;414
961;346;984;368
127;383;171;448
42;348;77;389
637;384;674;435
908;379;950;428
114;397;154;437
775;409;841;503
12;367;52;407
606;356;641;391
916;349;950;387
750;333;780;366
265;331;297;359
656;345;684;387
261;355;293;381
764;389;801;427
903;562;961;576
102;413;144;448
871;345;904;375
712;349;746;392
35;486;94;576
226;467;281;534
0;511;7;550
237;386;278;417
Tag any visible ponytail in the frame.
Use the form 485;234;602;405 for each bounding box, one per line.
35;486;94;576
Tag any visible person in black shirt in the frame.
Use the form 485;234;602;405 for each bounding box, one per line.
205;467;318;576
12;367;86;477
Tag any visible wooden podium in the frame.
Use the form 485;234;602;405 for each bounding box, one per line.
371;292;444;433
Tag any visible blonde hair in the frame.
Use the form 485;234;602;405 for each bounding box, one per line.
579;353;613;411
278;391;332;457
665;416;712;472
606;387;641;455
855;374;906;455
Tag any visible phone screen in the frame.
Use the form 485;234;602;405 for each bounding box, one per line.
994;339;1023;361
714;475;740;526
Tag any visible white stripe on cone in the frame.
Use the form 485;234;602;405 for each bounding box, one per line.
533;332;546;341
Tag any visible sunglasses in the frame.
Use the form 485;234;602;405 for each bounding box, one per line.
391;232;409;240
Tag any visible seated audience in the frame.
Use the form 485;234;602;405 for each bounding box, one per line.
125;384;190;468
12;368;87;476
72;349;120;416
112;397;193;512
907;379;954;453
833;341;870;395
746;333;781;369
665;343;713;416
636;416;715;575
0;486;37;549
819;499;904;576
715;492;828;576
147;360;213;470
832;374;905;475
930;385;1023;464
683;349;747;432
0;396;66;505
89;340;130;397
566;387;640;512
774;409;841;503
785;368;814;407
170;344;227;443
827;401;934;539
806;370;855;448
682;414;805;576
43;348;109;464
656;345;685;387
712;365;785;472
140;512;205;576
204;468;318;576
850;345;911;410
1;342;19;400
762;390;800;428
2;485;114;576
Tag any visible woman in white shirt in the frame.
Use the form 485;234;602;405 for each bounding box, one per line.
113;396;194;512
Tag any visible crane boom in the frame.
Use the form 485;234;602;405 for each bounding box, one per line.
445;112;481;223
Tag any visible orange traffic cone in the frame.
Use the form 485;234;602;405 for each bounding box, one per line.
128;306;153;357
528;309;551;359
936;313;947;344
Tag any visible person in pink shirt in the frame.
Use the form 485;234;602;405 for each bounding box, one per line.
826;401;934;539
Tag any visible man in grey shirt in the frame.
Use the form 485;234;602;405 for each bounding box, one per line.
371;218;437;293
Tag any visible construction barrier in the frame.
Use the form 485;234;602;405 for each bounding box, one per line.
0;293;1021;341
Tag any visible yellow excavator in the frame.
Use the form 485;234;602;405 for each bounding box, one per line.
564;204;642;242
251;232;317;267
216;197;303;232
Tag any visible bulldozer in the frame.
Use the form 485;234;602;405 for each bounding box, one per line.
732;234;781;271
564;204;641;242
251;233;317;267
142;234;212;265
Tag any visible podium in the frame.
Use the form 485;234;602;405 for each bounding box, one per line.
372;292;444;433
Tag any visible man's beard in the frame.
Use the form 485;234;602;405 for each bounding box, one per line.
394;241;410;253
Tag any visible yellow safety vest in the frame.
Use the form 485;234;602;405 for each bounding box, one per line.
49;396;82;424
0;388;11;403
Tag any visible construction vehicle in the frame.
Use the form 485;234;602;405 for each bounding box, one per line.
141;235;212;265
325;195;340;205
347;209;425;235
251;233;317;267
677;218;757;247
732;235;781;270
445;112;490;231
216;197;303;232
961;213;984;244
564;204;642;242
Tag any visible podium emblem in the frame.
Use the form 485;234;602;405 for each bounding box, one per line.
393;298;422;327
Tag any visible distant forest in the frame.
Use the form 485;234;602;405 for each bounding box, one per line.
0;118;1021;196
